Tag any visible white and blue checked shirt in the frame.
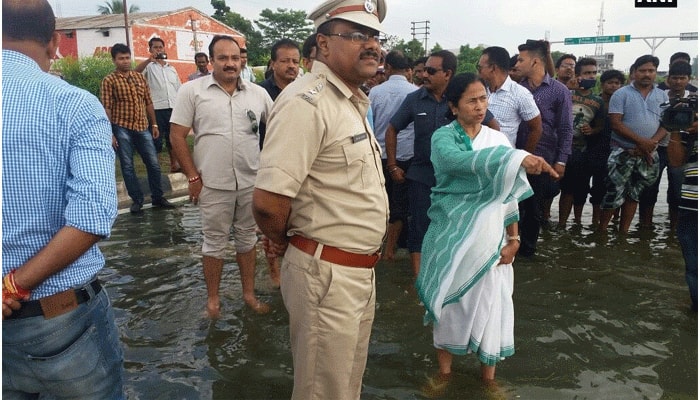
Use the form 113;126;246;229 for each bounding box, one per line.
486;75;540;147
2;50;118;299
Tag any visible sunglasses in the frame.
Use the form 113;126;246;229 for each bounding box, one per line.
424;66;443;75
246;109;258;134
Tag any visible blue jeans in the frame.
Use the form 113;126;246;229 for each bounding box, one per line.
2;286;125;399
677;209;698;311
114;125;164;204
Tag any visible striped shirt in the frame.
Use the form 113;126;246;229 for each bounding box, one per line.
517;74;573;164
680;135;698;211
100;70;153;131
2;50;118;299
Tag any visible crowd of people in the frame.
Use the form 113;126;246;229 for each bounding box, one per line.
2;0;696;398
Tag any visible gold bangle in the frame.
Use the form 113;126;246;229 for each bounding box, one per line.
507;235;521;243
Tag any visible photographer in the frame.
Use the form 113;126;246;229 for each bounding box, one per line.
665;68;697;312
135;37;182;173
639;61;695;230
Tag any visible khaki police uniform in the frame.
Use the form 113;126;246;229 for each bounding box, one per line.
256;58;388;399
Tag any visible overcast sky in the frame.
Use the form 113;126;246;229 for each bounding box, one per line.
53;0;698;72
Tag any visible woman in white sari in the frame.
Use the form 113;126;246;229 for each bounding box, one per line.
416;73;557;395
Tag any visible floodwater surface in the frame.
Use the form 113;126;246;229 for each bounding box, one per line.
99;196;697;400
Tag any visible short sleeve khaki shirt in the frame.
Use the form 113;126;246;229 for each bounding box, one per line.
256;61;389;253
170;76;273;190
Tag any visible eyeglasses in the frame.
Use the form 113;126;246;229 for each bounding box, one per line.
326;32;381;44
560;63;575;69
424;66;443;75
246;109;258;134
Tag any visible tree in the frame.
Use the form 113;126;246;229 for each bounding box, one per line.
210;0;266;66
392;39;425;62
456;44;484;74
97;0;139;15
430;43;443;53
51;53;116;98
254;8;314;49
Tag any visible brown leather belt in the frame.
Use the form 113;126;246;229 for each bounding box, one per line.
289;235;380;268
5;279;102;320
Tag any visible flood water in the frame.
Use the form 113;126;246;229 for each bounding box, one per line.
99;192;697;400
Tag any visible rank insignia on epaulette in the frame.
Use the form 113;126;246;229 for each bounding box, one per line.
301;79;325;104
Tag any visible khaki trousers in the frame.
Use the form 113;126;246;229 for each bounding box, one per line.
281;244;376;400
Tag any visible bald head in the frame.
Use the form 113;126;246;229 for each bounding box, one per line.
3;0;56;45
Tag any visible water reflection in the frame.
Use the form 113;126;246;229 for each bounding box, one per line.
99;199;697;399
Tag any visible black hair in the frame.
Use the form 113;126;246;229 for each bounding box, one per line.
414;56;428;67
518;39;549;62
444;72;484;121
384;50;410;70
148;37;164;49
481;46;510;72
2;0;55;45
600;69;625;84
574;57;597;76
668;60;692;77
208;35;240;59
555;54;577;68
240;48;248;54
302;34;317;59
110;43;131;59
194;52;208;61
270;38;300;61
633;54;660;70
670;52;691;64
509;54;519;69
430;50;457;76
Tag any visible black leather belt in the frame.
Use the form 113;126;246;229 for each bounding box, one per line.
5;279;102;320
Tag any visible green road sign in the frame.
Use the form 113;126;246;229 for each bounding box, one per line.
564;35;631;45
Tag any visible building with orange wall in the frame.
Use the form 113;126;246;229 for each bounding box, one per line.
55;7;245;83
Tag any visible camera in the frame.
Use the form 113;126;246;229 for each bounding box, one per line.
155;52;167;60
660;95;698;132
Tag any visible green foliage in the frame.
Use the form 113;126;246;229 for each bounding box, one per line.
97;0;139;14
210;0;268;66
456;44;484;74
430;43;443;53
255;8;314;49
51;53;115;98
392;39;425;62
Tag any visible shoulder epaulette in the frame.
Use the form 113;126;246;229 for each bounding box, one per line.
299;74;327;105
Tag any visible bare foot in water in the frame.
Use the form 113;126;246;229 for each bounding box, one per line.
206;297;221;319
243;295;271;315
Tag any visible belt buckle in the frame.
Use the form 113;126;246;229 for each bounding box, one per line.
39;289;79;319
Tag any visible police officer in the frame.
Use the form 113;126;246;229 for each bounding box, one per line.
252;0;388;399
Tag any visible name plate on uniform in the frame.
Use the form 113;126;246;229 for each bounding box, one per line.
352;133;367;143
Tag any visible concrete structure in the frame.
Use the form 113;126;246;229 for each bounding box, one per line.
55;7;245;82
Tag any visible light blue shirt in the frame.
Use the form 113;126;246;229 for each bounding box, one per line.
369;74;417;161
2;50;118;299
487;76;540;146
609;83;668;149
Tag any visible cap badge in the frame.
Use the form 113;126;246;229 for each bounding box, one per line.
364;0;375;13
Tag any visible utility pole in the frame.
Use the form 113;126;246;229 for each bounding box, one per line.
411;20;430;56
190;15;199;52
123;0;130;47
